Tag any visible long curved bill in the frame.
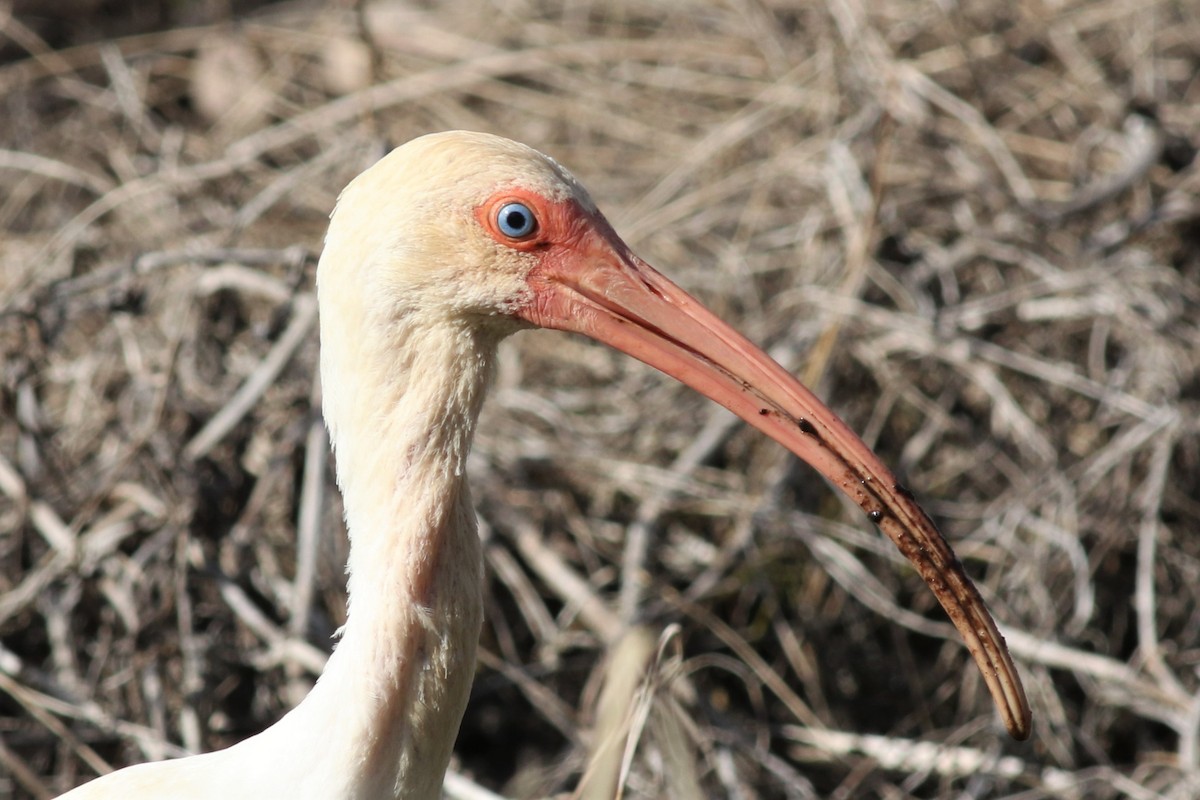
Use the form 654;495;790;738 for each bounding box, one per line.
516;212;1032;741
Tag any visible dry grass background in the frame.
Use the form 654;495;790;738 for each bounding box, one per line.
1;0;1199;797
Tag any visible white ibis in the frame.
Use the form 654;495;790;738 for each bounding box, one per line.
57;131;1030;799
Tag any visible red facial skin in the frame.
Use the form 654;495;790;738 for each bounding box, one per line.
480;189;1032;741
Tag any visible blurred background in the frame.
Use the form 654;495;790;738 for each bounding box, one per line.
1;1;1198;797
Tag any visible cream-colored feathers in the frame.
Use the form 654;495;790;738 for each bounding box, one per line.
59;132;590;800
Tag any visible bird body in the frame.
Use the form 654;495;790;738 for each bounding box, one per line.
57;131;1029;799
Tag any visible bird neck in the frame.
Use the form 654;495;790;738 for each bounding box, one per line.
300;313;496;797
326;317;493;602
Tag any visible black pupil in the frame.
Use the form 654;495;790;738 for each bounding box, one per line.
504;208;528;233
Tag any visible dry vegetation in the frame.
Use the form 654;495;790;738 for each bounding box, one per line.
2;0;1199;797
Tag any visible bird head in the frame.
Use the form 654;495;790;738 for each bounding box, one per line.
319;130;607;332
315;130;1031;741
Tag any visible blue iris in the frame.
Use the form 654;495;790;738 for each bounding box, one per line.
496;202;536;238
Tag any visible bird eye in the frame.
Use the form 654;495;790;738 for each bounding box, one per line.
495;202;537;239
